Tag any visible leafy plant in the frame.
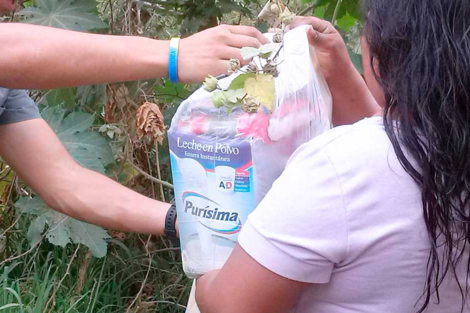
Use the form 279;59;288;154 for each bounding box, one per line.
142;0;258;34
18;0;108;31
16;196;110;257
41;107;114;174
302;0;361;24
45;88;75;108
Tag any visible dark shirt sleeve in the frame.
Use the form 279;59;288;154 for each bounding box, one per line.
0;88;41;125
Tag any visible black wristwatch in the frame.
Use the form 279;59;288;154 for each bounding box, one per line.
164;199;178;240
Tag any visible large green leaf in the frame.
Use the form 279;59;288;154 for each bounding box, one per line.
76;84;107;109
306;0;362;23
16;197;110;258
46;88;75;108
18;0;107;31
42;107;114;174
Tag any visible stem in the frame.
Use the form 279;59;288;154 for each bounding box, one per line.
126;235;153;313
127;159;174;189
298;4;315;16
272;44;284;61
155;142;166;202
108;0;115;34
44;244;81;313
144;145;156;199
74;250;93;296
88;256;107;313
331;0;343;26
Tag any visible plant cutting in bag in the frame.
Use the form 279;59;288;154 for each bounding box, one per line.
168;0;333;280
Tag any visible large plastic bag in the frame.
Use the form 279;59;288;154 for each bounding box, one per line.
169;25;332;279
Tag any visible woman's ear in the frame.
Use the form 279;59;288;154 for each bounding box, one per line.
361;35;386;108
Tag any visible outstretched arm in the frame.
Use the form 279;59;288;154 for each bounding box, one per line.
0;23;268;89
0;118;169;235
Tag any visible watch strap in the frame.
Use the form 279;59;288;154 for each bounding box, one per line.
164;199;178;240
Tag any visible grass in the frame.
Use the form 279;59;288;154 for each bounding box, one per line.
0;211;191;313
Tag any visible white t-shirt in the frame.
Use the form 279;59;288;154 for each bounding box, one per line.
238;117;469;313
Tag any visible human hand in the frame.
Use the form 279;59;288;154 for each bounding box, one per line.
289;16;354;79
290;17;380;125
177;24;269;84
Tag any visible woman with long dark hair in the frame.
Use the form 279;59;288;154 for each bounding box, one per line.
195;1;470;312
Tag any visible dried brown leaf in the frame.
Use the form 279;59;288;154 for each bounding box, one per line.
136;102;165;144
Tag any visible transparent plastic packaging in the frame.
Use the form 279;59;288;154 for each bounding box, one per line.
169;25;332;279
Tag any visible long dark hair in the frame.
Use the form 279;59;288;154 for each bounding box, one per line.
362;0;470;312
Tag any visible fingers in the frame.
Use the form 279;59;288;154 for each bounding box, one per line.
184;24;268;82
290;16;332;34
218;47;252;65
307;26;325;46
226;34;263;49
211;48;252;77
226;25;270;44
268;27;283;33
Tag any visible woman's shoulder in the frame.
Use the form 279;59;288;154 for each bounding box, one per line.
291;116;392;168
313;116;388;151
288;116;412;194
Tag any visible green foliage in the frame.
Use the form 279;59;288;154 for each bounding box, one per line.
0;220;189;312
154;80;195;127
302;0;360;22
153;80;193;104
45;88;75;108
42;107;114;174
16;196;111;258
75;84;107;109
18;0;108;31
155;0;257;34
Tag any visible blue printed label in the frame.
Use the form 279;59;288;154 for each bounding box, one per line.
168;131;256;278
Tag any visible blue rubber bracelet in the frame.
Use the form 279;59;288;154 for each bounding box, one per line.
168;38;180;84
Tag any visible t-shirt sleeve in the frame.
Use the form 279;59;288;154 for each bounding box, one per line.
0;89;41;125
238;141;349;284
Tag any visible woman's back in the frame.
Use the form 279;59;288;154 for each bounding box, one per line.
239;117;469;312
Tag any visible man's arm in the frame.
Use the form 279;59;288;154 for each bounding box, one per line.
0;23;268;89
0;118;169;235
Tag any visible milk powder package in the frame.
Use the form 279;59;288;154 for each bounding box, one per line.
169;26;332;279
